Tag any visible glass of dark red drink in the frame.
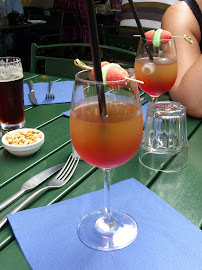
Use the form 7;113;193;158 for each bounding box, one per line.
0;57;25;131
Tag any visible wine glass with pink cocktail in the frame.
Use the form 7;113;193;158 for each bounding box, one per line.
134;30;178;102
70;69;143;251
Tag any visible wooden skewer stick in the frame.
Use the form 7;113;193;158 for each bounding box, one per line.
127;77;144;84
74;59;92;70
183;34;193;44
74;59;144;84
133;34;193;44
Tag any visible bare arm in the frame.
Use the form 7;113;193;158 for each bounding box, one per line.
162;2;202;118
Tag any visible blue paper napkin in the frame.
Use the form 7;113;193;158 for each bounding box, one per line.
24;81;74;105
62;110;70;117
62;102;151;125
8;178;202;270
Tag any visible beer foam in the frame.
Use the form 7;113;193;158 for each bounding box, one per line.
0;60;23;82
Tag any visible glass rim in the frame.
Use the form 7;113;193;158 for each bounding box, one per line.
0;57;21;65
147;101;186;115
75;69;135;85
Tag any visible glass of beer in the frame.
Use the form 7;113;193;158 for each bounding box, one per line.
0;57;25;131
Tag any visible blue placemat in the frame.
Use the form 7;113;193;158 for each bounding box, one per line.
8;178;202;270
24;81;74;105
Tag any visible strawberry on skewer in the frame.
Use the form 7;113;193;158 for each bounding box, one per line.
74;59;144;89
95;63;129;88
134;29;193;46
91;61;110;78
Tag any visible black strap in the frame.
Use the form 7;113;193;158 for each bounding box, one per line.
182;0;202;51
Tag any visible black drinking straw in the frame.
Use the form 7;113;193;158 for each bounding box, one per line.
128;0;153;61
84;0;107;117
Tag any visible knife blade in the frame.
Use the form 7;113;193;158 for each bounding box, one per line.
28;80;38;105
0;163;64;211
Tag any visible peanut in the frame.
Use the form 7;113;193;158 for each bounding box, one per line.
5;130;42;146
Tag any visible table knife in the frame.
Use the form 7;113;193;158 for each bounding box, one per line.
28;80;38;105
0;163;64;211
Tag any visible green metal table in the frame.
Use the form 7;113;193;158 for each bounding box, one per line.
0;73;201;269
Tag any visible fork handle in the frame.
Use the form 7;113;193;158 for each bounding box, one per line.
0;186;50;229
49;81;53;93
0;189;25;211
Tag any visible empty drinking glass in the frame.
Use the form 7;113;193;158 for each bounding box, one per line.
139;101;188;172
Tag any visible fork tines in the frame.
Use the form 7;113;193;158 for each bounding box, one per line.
57;154;79;181
46;81;55;100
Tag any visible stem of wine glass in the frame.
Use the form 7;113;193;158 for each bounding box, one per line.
152;96;158;102
103;168;117;228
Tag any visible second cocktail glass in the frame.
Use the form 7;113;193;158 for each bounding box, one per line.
70;70;143;251
134;37;178;102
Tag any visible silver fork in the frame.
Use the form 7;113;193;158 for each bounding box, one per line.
0;153;79;229
141;97;148;106
46;81;55;99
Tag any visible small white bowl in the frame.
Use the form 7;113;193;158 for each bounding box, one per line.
2;128;44;157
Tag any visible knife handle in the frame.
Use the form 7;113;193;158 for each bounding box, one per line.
28;80;34;90
0;189;25;211
0;186;50;229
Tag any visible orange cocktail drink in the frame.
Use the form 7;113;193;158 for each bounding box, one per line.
70;70;143;251
70;99;143;169
135;57;177;98
134;37;178;101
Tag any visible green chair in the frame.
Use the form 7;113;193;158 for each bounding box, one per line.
100;25;152;52
30;43;136;79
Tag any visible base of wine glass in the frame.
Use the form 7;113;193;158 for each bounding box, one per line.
78;209;138;251
1;119;25;131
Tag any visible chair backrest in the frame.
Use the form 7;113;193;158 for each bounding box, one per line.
45;58;81;79
30;43;136;79
100;25;152;52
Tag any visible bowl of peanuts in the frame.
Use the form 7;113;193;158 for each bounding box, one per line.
2;128;44;157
